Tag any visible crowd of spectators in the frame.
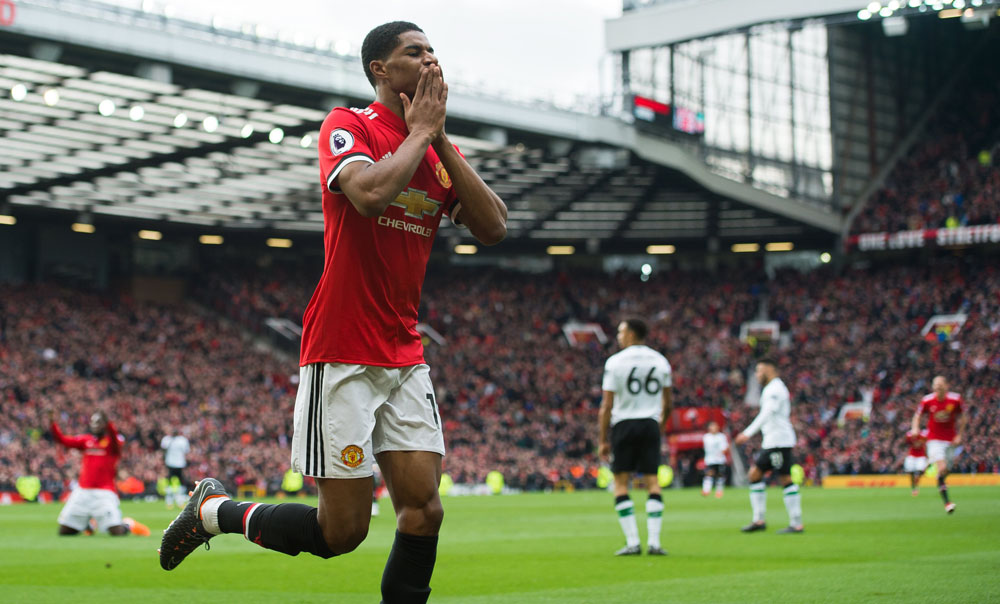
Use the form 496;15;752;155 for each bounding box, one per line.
2;254;997;498
851;62;1000;234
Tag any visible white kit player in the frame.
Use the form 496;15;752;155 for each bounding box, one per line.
161;430;191;509
598;318;673;556
734;357;803;534
701;422;729;498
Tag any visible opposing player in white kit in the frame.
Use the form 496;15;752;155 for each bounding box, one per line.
734;358;803;534
701;422;729;498
161;430;190;509
599;318;673;556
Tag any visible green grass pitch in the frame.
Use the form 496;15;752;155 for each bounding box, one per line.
2;486;998;603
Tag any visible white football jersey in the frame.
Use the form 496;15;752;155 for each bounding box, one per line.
742;377;796;449
161;435;190;469
702;432;729;465
602;344;672;426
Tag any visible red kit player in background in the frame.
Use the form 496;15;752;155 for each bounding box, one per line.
160;21;507;604
911;376;967;514
902;430;928;496
49;410;149;536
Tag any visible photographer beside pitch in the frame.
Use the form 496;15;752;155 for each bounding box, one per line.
159;21;506;604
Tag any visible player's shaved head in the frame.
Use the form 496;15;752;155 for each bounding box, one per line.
361;21;424;88
932;375;948;392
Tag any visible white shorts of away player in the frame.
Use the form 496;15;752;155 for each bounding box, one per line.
925;439;954;465
58;488;123;532
903;455;928;473
291;363;445;479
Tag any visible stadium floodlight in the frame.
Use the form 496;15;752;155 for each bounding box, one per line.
98;99;115;116
199;235;224;245
129;105;145;121
883;15;909;34
858;8;873;18
454;244;477;255
269;128;284;144
909;0;922;6
765;242;795;252
640;263;653;276
266;237;293;248
203;115;219;133
731;243;760;253
880;6;894;16
546;245;575;255
173;113;188;128
10;83;27;101
299;135;313;148
646;244;675;254
888;0;901;8
43;89;59;106
71;223;96;234
335;40;352;56
0;215;16;226
240;123;254;138
138;229;162;241
820;252;832;264
868;1;881;11
954;0;966;7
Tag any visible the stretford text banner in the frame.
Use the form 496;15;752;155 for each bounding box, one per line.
849;224;1000;251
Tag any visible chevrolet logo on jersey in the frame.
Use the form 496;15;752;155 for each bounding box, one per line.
391;189;441;219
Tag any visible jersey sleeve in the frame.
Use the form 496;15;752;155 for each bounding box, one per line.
161;435;171;449
105;421;122;456
662;359;672;388
601;358;617;392
443;143;467;227
917;399;929;416
319;109;376;193
50;422;87;449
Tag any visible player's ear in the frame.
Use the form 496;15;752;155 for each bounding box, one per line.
369;59;388;82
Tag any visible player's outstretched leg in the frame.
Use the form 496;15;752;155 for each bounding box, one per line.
938;472;955;513
159;478;229;570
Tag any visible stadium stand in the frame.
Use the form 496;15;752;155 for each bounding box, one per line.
851;60;1000;234
3;254;996;497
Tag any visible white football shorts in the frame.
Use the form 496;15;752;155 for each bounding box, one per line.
291;363;445;479
57;488;123;532
903;455;928;473
925;439;954;465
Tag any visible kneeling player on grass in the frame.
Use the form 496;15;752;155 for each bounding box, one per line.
159;20;507;604
49;410;150;537
733;358;803;534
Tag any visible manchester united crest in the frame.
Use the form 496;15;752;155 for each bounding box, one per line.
434;161;452;188
340;445;364;468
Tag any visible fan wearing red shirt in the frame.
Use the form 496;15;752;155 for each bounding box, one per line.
911;376;967;514
902;429;928;496
160;21;507;603
50;410;148;537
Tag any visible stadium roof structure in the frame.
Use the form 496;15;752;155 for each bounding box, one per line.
0;0;842;255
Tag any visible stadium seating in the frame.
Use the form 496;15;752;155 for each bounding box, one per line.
2;256;996;497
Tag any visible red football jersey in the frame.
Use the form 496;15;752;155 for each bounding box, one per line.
918;392;963;441
300;102;459;367
906;431;927;457
51;421;123;492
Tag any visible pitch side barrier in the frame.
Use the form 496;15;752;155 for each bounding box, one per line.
823;474;1000;488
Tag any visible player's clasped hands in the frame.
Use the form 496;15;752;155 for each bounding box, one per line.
401;65;447;141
